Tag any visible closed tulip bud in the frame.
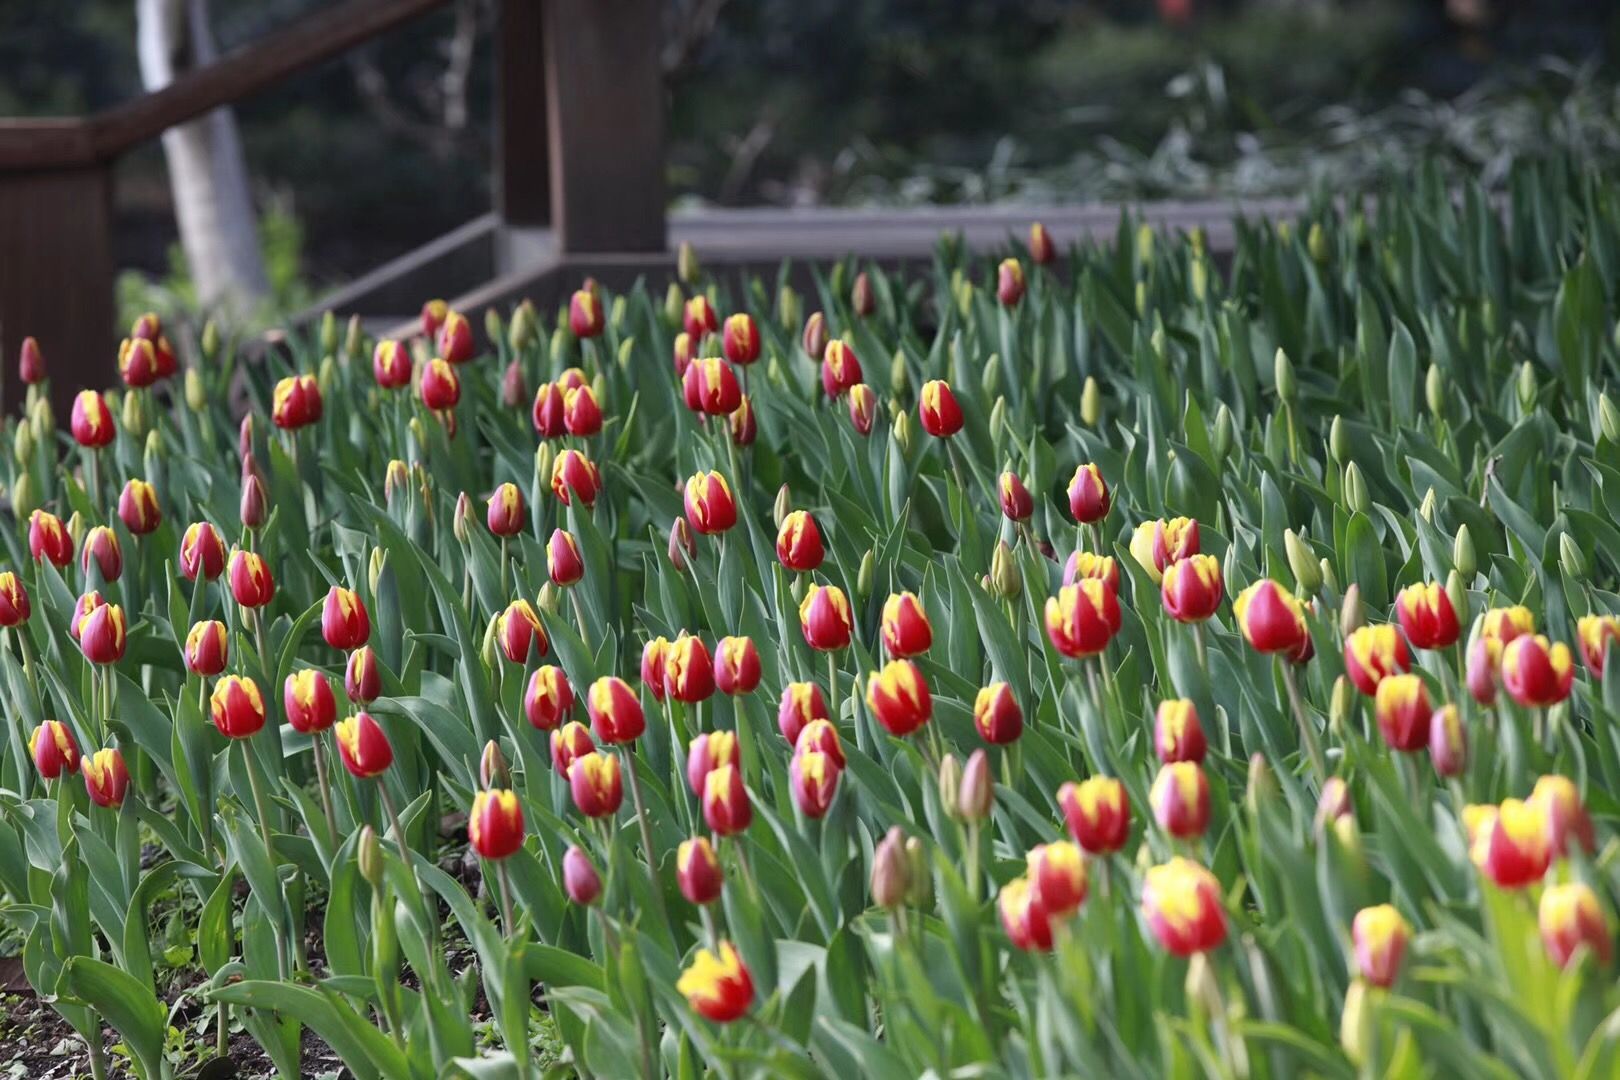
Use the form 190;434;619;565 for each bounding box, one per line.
1598;392;1620;443
640;636;670;702
1423;363;1447;416
184;620;229;677
345;645;382;703
0;573;30;628
1150;761;1210;838
1129;517;1200;584
180;370;206;421
115;479;160;536
678;940;755;1024
70;389;116;448
1284;529;1320;594
27;510;69;568
773;509;825;573
1142;858;1228;956
419;357;461;412
871;826;910;909
551;846;602;910
179;522;226;581
82;748;130;808
1540;883;1611;969
469;789;524;860
917;380;963;438
790;748;841;818
1501;634;1575;707
372;339;412;389
1394;581;1459;651
821;339;863;399
1327;675;1355;737
210;675;266;738
1066;463;1111;524
1154;699;1206;764
1474;798;1552;888
492;599;545;666
1342;461;1369;514
718;312;760;365
581;674;642;743
1529;774;1595;856
30;721;80;779
1081;376;1101;427
889;409;915;456
798;311;828;361
1560;533;1588;580
18;335;46;384
671;836;725;908
683;470;737;535
682;295;719;341
531;381;566;437
1161;554;1223;623
799;584;853;651
331;712;393;780
550;449;602;509
1271;347;1296;401
77;601;126;664
81;526;122;582
668;517;696;571
9;422;30;468
1337;585;1364;642
1576;615;1620;678
989;541;1021;600
67;512;86;552
545;528;584;586
727;396;756;446
567;288;604;339
10;473;36;522
857;550;875;598
683;356;742;416
715;636;761;695
235;471;267;530
1465;636;1502;705
1059;776;1130;854
973;682;1023;745
270;373;323;430
322;586;370;650
880;592;932;658
1352;904;1409;988
865;660;932;737
1045;580;1121;658
421;298;448;340
1026;221;1057;265
1242;753;1278;817
980;354;1001;400
771;485;792;530
1428;703;1466;778
29;397;53;441
1344;625;1411;695
664;634;716;703
227;548;275;608
479;739;508;790
998;471;1033;521
1516;360;1537;412
701;763;751;836
120;384;149;435
777;683;829;746
1374;674;1431;751
998;876;1054;951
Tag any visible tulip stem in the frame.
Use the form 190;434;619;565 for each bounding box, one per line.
240;738;290;981
570;589;589;642
700;903;721;951
499;537;509;599
496;860;516;936
377;782;414;874
1279;661;1328;785
827;653;839;719
623;749;672;933
1192;621;1208;673
963;819;981;903
312;734;338;852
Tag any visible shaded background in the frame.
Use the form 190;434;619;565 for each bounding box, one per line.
3;0;1617;309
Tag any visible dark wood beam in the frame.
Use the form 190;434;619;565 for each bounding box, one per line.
496;0;550;228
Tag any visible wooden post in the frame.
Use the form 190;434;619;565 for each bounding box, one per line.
496;0;550;229
542;0;666;254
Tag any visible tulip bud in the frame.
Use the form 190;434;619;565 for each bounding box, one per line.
1419;487;1437;522
1560;533;1588;580
1329;416;1348;464
1425;364;1446;417
1340;979;1371;1067
663;283;685;327
958;749;993;822
773;484;791;530
871;827;910;909
1274;348;1296;402
987;396;1007;448
1599;392;1620;443
534;442;553;489
989;540;1021;599
12;422;30;463
358;825;383;887
1343;462;1369;514
904;837;930;907
10;474;35;519
1081;376;1101;427
938;754;963;820
1211;402;1234;463
479;740;511;789
1329;675;1355;737
184;369;207;412
857;550;875;599
1517;361;1537;413
120;387;146;437
1449;523;1476;579
889;350;908;396
563;845;602;906
677;241;700;284
1285;530;1321;594
198;318;219;362
851;271;874;317
1245;752;1277;817
980;352;1001;399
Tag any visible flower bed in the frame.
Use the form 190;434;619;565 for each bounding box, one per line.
2;161;1620;1079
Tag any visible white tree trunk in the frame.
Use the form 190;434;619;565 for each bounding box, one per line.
136;0;268;317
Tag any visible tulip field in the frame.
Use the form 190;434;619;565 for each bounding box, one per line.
6;161;1620;1079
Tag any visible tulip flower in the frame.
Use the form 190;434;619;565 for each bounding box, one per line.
1578;614;1620;677
677;837;724;905
671;333;696;378
795;718;846;770
78;602;126;664
683;357;742;416
437;310;474;364
1064;551;1120;592
871;827;911;908
1067;464;1110;524
918;380;964;438
0;573;30;627
722;313;760;365
496;600;547;664
372;339;412;388
866;660;932;737
790;750;841;818
71;390;115;447
1466;636;1502;705
715;636;761;695
117;479;161;535
1540;884;1611;969
1234;580;1312;658
1502;635;1575;707
997;258;1026;307
1044;580;1119;659
28;510;72;567
563;845;603;905
1352;905;1410;988
1059;776;1130;854
683;295;719;339
68;592;103;643
1029;222;1056;265
118;337;159;388
998;877;1054;952
851;272;875;317
547;529;584;586
211;675;266;738
421;299;448;338
684;470;737;534
821;340;862;398
341;647;379;705
665;634;716;703
799;313;828;361
569;289;604;338
335;713;394;778
322;586;370;650
586;675;645;743
1027;841;1087;920
1129;517;1199;584
1142;858;1228;956
532;382;566;437
973;682;1024;744
82;748;129;808
1473;798;1551;888
238;473;267;530
776;510;824;572
550;449;602;507
1161;555;1223;624
550;721;595;778
778;682;829;745
283;669;337;734
995;472;1034;521
523;666;573;731
687;731;739;796
799;584;853;651
640;637;670;702
563;385;603;437
80;526;122;582
1374;674;1431;751
487;482;525;537
469;789;525;860
271;374;323;429
180;522;226;581
880;592;933;658
18;336;45;384
1481;606;1535;646
702;763;752;835
848;383;877;434
1342;624;1410;695
667;517;697;572
569;752;623;818
30;721;80;779
184;620;229;676
1530;774;1594;856
1155;699;1207;764
419;357;461;412
1395;582;1460;650
677;941;754;1022
1150;761;1210;839
228;549;275;608
1428;704;1467;778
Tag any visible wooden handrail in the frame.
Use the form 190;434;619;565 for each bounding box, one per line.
0;0;449;171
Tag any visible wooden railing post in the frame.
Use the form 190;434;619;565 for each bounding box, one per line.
496;0;550;230
542;0;666;254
